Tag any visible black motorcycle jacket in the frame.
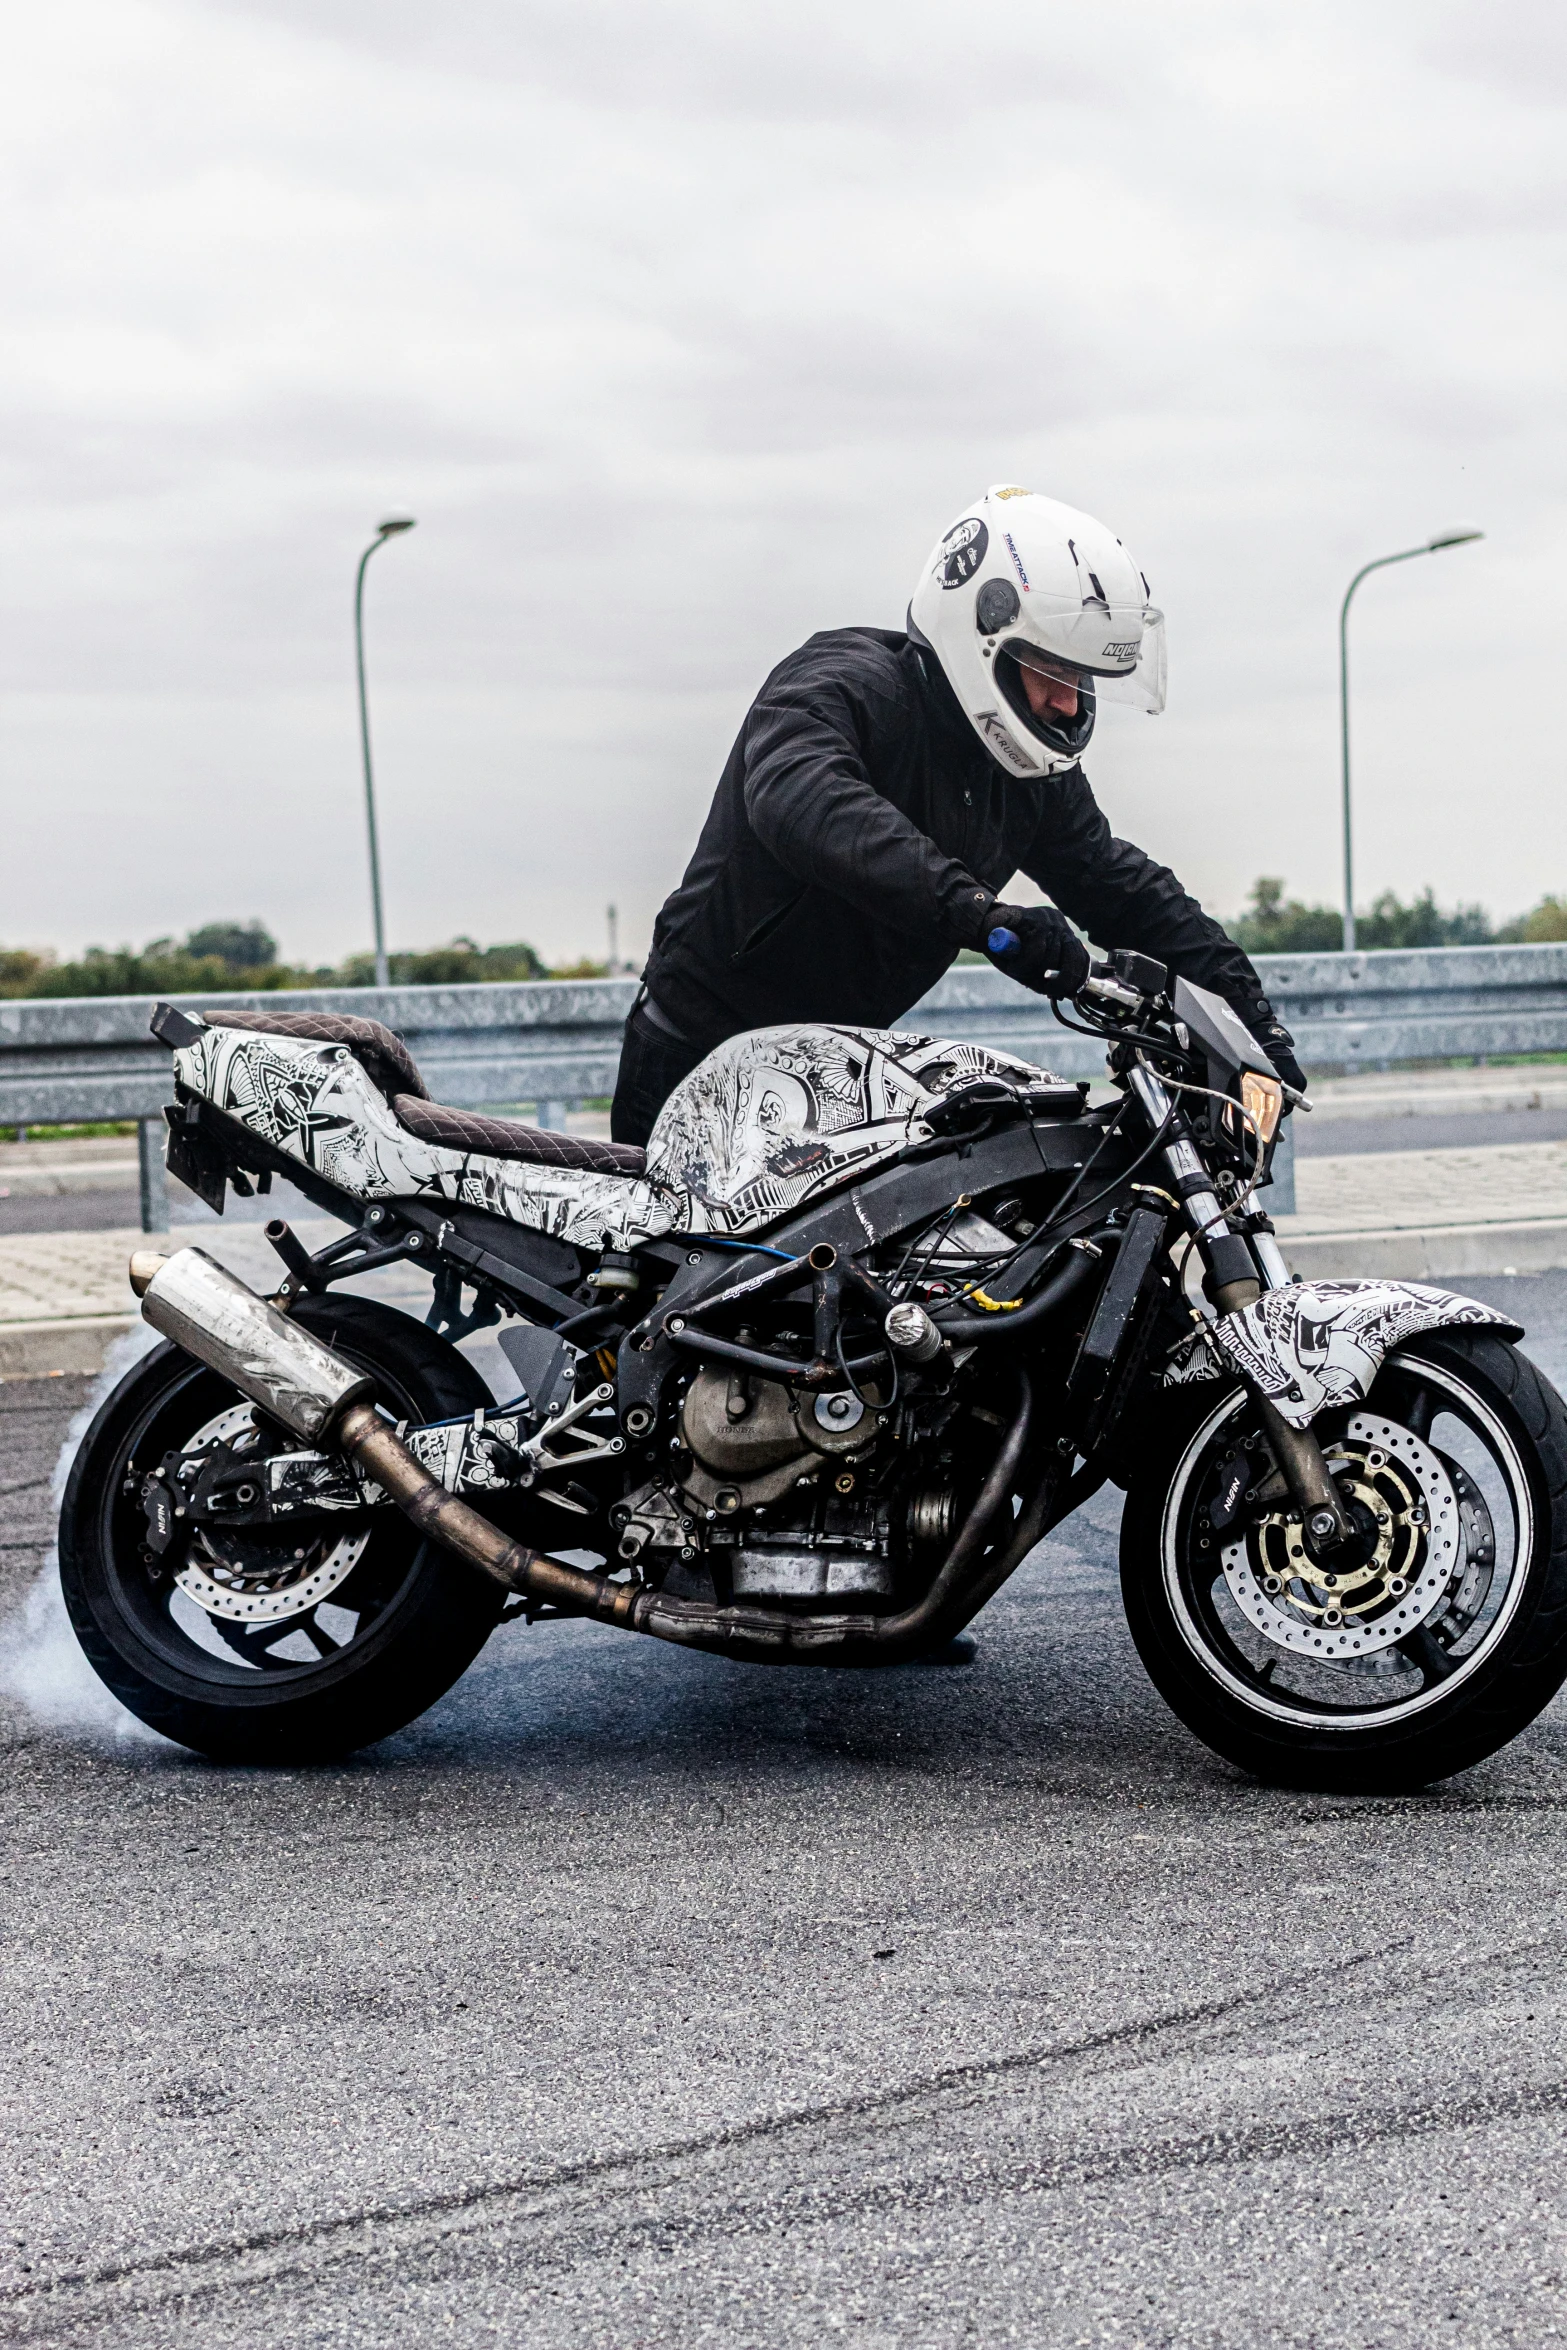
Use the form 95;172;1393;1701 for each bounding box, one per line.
642;626;1272;1047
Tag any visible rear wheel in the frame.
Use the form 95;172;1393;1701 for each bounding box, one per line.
59;1295;507;1763
1121;1332;1567;1791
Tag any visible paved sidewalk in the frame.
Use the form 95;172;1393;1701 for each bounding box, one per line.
0;1217;344;1375
0;1136;138;1196
1305;1066;1567;1121
1276;1137;1567;1279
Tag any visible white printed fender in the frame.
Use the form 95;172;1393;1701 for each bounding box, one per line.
1164;1279;1522;1428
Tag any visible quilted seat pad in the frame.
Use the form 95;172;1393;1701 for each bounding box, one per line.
209;1009;428;1101
391;1096;647;1177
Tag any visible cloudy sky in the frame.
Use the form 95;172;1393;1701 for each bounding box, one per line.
3;1;1563;966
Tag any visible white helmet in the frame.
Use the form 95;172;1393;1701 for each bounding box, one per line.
908;485;1166;777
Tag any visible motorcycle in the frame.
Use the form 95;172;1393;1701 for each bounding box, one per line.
59;953;1567;1790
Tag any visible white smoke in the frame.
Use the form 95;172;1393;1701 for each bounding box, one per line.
0;1326;168;1747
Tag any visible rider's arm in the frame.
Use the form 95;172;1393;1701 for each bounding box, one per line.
1020;767;1268;1016
743;684;993;946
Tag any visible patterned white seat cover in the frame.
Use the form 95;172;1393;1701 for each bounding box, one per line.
172;1019;1059;1249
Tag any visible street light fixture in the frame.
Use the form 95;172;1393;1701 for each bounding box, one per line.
1338;525;1483;952
354;516;416;989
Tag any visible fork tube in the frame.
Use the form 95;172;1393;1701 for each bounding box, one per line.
1128;1066;1353;1543
1128;1065;1291;1300
1125;1065;1259;1310
1126;1066;1226;1234
1250;1230;1292;1290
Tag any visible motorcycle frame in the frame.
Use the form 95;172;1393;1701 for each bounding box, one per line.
140;970;1523;1674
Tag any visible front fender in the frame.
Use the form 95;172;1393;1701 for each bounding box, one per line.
1163;1279;1521;1429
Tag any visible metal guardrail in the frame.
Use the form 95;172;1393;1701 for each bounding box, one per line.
3;943;1565;1230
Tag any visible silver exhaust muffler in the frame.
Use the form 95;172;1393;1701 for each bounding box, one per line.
131;1247;374;1440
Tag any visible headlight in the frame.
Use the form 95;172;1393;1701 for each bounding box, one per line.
1239;1070;1284;1147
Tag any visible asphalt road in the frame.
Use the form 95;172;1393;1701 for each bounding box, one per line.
2;1278;1567;2346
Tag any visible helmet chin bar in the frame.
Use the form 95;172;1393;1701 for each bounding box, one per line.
994;648;1096;762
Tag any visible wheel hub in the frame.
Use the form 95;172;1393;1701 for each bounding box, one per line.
1219;1413;1463;1661
168;1405;370;1626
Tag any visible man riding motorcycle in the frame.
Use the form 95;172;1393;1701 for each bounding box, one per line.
612;484;1303;1145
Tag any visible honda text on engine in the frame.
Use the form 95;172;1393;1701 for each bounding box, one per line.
59;966;1567;1792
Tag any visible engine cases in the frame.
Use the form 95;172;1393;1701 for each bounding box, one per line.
671;1363;896;1602
677;1364;886;1512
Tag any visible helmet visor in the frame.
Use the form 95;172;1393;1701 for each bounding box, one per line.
1006;607;1166;716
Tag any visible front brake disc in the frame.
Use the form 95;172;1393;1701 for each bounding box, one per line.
1218;1411;1463;1663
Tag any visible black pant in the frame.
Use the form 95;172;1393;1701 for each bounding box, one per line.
610;1004;712;1146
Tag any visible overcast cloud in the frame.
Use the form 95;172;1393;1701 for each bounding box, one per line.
1;1;1563;965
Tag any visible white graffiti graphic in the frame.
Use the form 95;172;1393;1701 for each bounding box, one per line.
175;1028;678;1250
642;1023;1053;1233
1163;1280;1518;1427
174;1020;1063;1247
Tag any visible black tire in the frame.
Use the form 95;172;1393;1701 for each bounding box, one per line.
59;1295;507;1763
1120;1331;1567;1793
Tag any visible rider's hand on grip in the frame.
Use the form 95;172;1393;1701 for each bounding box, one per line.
1242;997;1307;1101
981;902;1091;1000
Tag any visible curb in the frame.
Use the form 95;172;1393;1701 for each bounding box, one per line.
2;1220;1564;1380
0;1315;138;1380
1277;1217;1567;1281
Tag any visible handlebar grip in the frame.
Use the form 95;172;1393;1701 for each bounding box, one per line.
987;926;1021;957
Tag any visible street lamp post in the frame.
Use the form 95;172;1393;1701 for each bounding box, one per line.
1339;526;1483;952
354;517;416;990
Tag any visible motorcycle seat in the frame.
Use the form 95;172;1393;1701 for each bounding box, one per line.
206;1009;647;1178
209;1009;429;1100
390;1097;647;1177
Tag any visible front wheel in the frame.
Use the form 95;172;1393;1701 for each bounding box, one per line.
59;1295;508;1763
1121;1332;1567;1792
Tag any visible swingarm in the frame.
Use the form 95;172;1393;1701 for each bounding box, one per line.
137;1381;623;1557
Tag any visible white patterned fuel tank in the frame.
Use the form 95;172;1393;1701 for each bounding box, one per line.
641;1022;1076;1236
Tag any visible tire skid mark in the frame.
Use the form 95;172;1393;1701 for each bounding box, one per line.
0;1938;1419;2337
305;2069;1567;2301
10;2041;1567;2344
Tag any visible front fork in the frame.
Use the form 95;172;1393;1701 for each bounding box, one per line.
1127;1065;1356;1546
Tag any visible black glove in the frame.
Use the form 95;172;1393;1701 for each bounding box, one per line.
1243;997;1306;1099
980;901;1091;1000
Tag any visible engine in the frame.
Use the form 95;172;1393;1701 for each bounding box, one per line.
600;1212;1039;1607
609;1355;964;1605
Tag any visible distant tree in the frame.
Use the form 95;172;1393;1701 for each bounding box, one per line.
4;933;302;999
1228;877;1342;954
1231;876;1496;955
3;929;574;999
338;939;549;987
0;948;54;999
184;921;278;971
1355;888;1493;948
1496;895;1567;943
